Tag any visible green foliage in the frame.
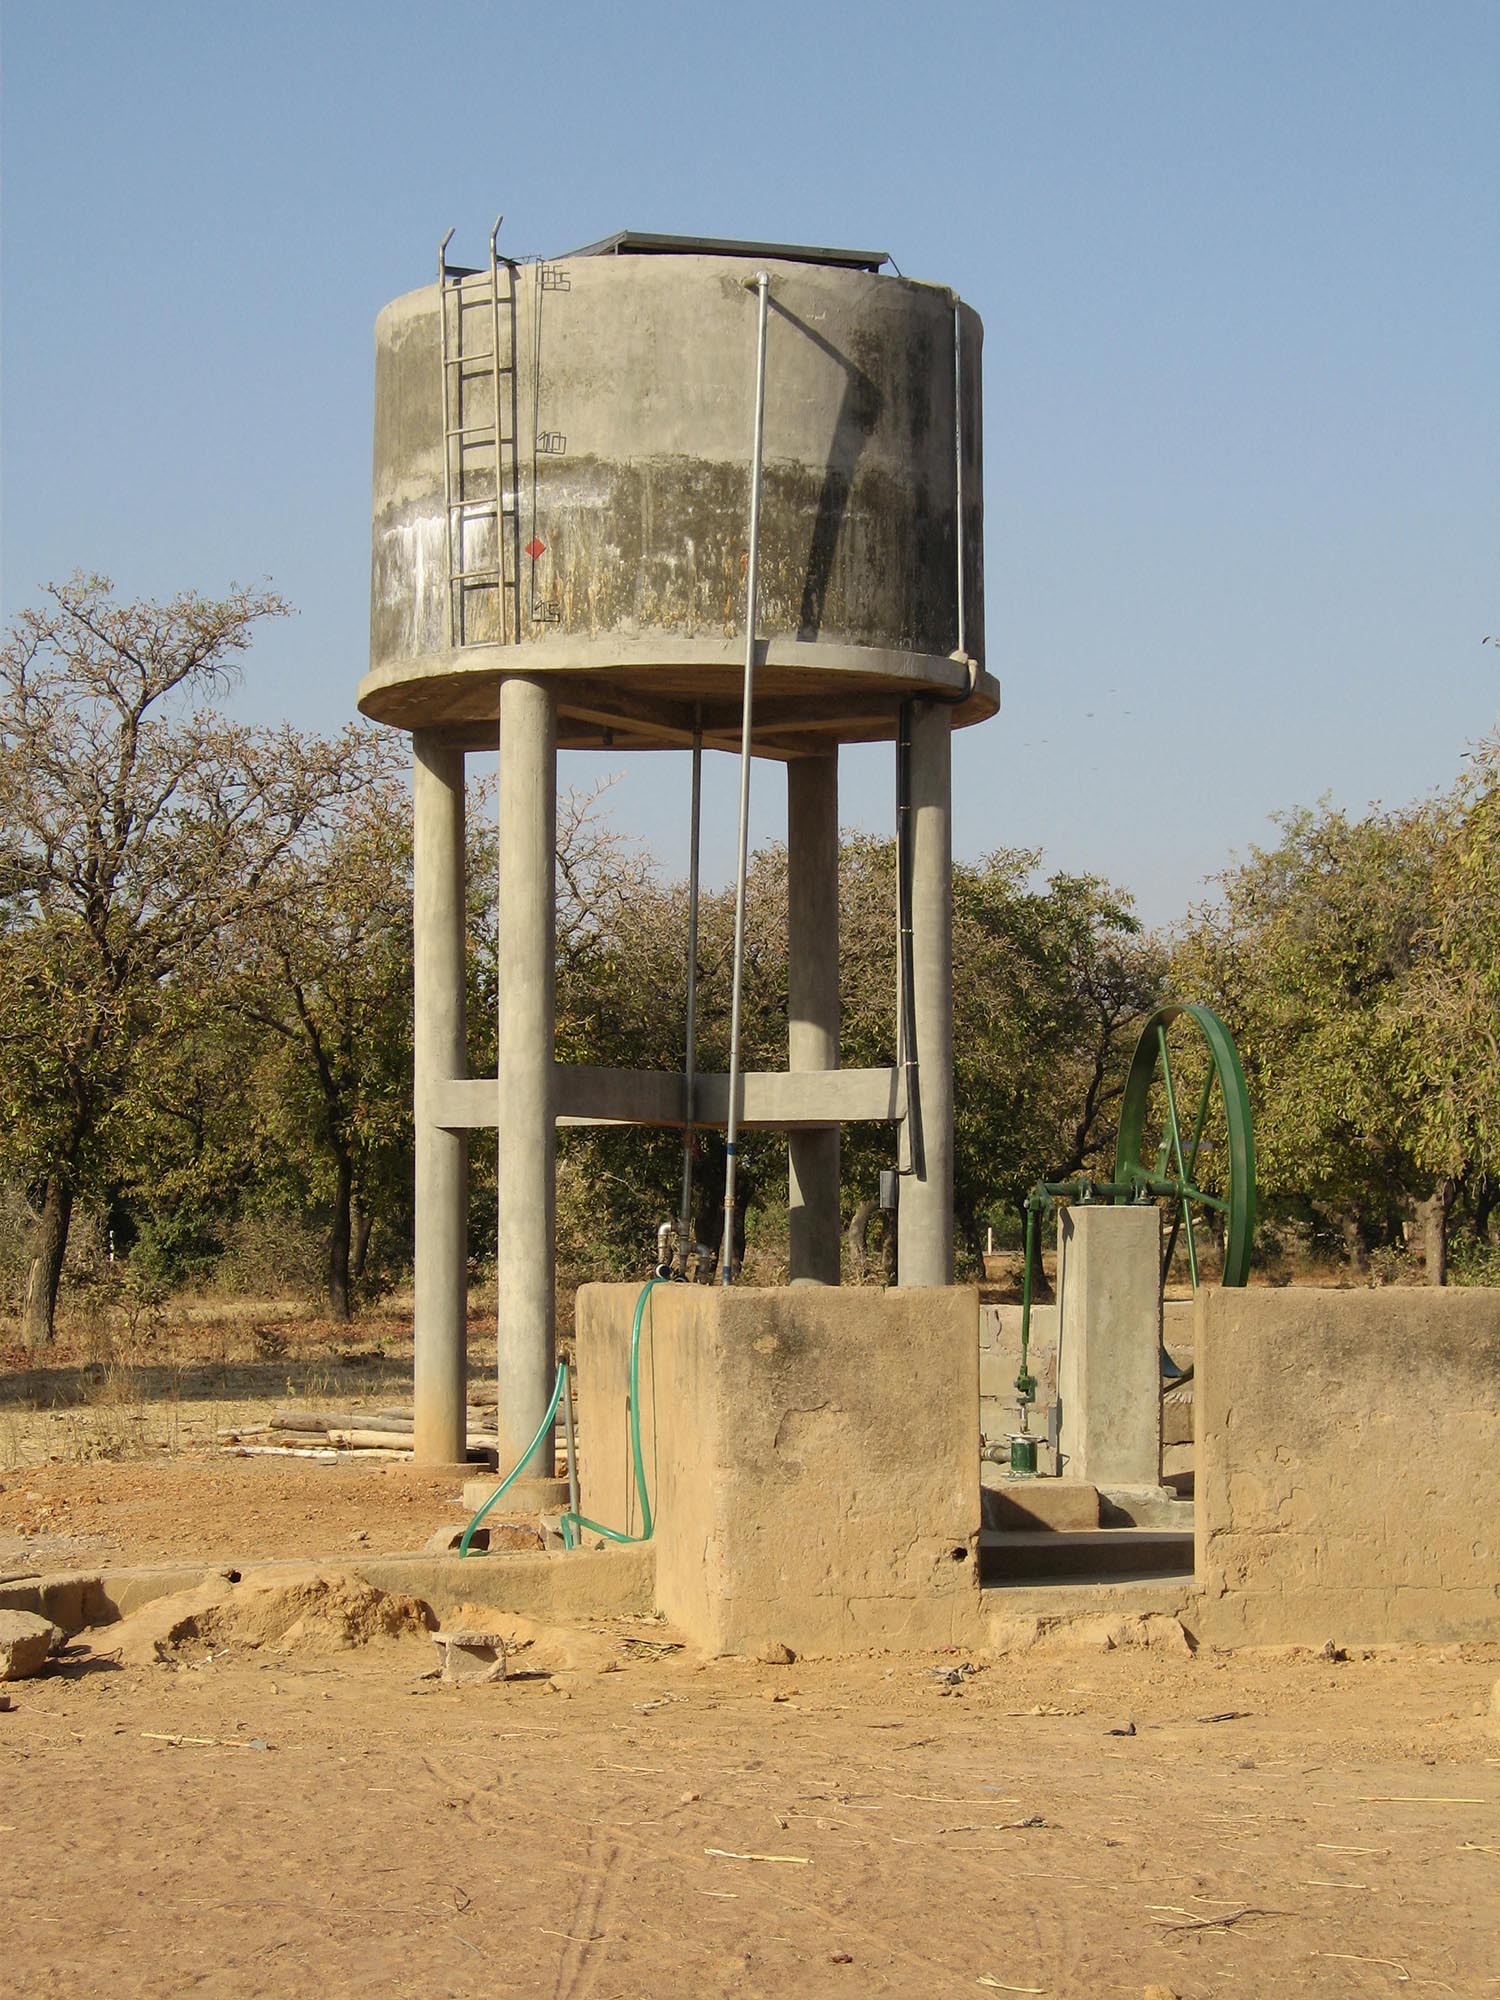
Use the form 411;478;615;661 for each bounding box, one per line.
1171;802;1443;1240
14;575;1500;1309
0;575;402;1333
1169;778;1500;1277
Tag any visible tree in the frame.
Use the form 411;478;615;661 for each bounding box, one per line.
544;829;1161;1279
1386;738;1500;1277
1172;801;1445;1273
223;741;413;1317
839;837;1163;1268
0;574;372;1343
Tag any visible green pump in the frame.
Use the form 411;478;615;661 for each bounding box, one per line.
1011;1002;1257;1465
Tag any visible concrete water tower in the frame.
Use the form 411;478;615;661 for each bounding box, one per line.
360;227;998;1472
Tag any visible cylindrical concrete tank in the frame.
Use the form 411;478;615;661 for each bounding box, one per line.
362;235;995;754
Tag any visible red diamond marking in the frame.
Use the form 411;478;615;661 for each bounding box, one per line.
524;537;545;561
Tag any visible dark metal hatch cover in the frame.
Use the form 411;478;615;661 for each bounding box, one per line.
560;230;889;272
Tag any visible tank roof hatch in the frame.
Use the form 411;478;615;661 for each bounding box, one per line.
561;230;889;272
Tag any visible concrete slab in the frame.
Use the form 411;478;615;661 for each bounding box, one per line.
2;1545;655;1636
980;1528;1195;1585
980;1474;1100;1531
460;1475;568;1513
1099;1487;1195;1531
979;1573;1193;1617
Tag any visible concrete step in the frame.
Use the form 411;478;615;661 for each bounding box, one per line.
1162;1441;1195;1481
979;1573;1193;1620
980;1473;1099;1531
978;1527;1194;1585
1098;1488;1196;1531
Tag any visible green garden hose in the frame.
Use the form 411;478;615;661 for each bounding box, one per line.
458;1277;660;1557
457;1360;567;1558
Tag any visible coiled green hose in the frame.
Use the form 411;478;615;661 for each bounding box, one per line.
458;1277;659;1558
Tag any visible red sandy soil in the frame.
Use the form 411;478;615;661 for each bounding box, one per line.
0;1457;468;1571
0;1452;1497;1998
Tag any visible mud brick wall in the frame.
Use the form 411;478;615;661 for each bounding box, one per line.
1194;1287;1500;1647
575;1284;979;1656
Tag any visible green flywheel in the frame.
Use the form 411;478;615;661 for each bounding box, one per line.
1112;1002;1256;1290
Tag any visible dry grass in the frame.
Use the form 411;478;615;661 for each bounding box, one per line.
0;1295;432;1471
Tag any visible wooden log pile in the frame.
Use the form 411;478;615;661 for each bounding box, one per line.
217;1405;502;1462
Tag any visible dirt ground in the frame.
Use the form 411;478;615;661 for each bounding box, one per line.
2;1591;1496;1999
3;1311;1498;1997
0;1457;472;1571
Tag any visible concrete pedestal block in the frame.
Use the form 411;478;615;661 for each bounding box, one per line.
575;1283;979;1656
980;1473;1099;1531
460;1475;568;1514
1056;1206;1162;1488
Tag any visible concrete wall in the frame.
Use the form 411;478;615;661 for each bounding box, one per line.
1195;1287;1500;1647
575;1283;979;1656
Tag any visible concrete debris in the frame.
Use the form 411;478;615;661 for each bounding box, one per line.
758;1640;796;1665
930;1661;980;1685
0;1609;60;1681
432;1629;508;1684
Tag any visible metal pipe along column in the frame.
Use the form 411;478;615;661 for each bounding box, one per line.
496;675;559;1473
412;733;469;1466
897;700;954;1286
720;268;772;1284
787;751;841;1282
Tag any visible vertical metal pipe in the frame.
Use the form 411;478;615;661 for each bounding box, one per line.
560;1359;579;1520
437;232;458;650
720;270;772;1285
953;303;967;663
895;703;923;1178
412;733;469;1467
676;707;703;1272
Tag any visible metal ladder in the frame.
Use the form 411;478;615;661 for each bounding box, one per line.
438;220;521;648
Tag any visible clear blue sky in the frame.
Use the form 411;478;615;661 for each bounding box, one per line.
2;1;1495;923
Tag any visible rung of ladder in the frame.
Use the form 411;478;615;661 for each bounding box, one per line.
446;424;513;442
452;565;507;584
448;495;517;515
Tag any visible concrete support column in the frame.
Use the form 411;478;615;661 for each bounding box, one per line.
412;734;469;1468
787;751;841;1283
496;676;558;1473
1056;1204;1162;1486
898;701;954;1286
